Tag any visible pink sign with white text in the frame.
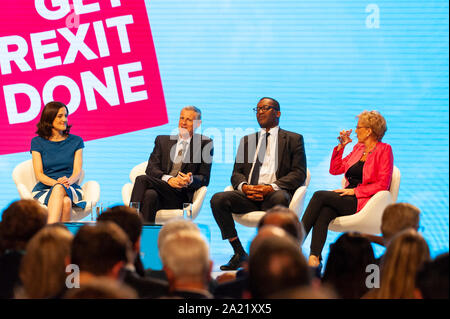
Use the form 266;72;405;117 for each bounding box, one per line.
0;0;167;155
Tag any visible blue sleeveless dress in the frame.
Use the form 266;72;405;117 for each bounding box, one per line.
30;134;86;209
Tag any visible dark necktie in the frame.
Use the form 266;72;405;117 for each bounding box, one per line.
250;132;270;185
169;141;188;177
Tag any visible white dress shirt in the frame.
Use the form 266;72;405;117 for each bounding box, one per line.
162;136;192;183
238;126;281;192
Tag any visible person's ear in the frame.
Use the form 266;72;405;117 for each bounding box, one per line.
276;110;281;119
110;261;125;279
163;265;175;290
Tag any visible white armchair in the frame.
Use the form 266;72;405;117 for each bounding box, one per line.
121;161;208;224
12;159;100;221
328;166;401;234
225;169;311;227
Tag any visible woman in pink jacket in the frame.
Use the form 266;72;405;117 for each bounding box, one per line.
301;111;394;268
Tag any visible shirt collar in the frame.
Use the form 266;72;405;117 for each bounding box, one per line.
259;126;279;137
177;135;192;145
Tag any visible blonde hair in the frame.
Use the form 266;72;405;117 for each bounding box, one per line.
19;225;73;298
376;229;430;299
357;110;387;141
160;230;209;282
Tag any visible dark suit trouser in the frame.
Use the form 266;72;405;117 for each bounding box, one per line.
130;175;189;223
301;190;357;258
210;190;292;240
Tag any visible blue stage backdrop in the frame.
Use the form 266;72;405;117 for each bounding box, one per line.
1;1;448;269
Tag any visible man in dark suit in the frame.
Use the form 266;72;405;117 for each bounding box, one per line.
130;106;213;223
210;97;307;270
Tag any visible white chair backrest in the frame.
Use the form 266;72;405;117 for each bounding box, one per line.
340;165;400;202
130;162;148;183
12;159;85;192
12;160;37;192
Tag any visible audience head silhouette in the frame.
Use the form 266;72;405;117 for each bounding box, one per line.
381;202;420;245
0;199;48;252
322;232;375;299
160;229;212;298
248;226;310;298
70;222;133;280
258;205;305;243
18;225;73;298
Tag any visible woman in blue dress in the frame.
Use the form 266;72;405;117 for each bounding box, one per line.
31;101;85;224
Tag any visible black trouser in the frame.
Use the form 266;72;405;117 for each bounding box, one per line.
130;175;189;222
301;190;357;258
210;190;292;240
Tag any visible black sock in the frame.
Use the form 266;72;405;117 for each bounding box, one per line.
230;238;246;255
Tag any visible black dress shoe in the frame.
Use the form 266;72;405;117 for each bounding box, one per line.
220;253;248;271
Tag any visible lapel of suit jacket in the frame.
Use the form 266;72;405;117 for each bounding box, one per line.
276;129;287;177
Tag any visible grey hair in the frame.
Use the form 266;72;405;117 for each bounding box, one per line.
157;218;200;251
160;230;210;281
181;106;202;120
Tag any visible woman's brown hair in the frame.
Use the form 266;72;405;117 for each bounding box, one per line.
36;101;71;139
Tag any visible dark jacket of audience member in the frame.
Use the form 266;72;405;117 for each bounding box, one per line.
64;277;138;299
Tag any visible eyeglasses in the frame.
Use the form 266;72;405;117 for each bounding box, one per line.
253;106;277;113
356;126;369;130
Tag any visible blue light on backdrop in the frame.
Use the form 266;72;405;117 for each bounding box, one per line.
1;0;448;269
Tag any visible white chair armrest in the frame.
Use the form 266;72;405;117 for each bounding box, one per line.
16;183;34;199
289;185;308;216
122;183;133;206
192;186;207;219
81;181;101;206
130;162;147;183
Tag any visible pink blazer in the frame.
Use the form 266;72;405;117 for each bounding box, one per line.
329;142;394;212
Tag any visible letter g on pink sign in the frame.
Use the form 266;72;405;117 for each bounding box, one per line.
34;0;123;20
